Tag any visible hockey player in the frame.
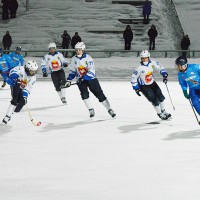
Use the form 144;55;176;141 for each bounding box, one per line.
10;46;25;67
0;47;14;88
61;42;116;118
41;42;68;104
2;60;38;125
176;56;200;115
131;50;171;120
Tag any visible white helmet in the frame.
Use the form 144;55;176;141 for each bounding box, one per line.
75;42;86;50
48;42;56;49
25;60;38;76
140;50;150;58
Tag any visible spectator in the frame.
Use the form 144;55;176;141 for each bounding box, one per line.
181;34;190;58
142;0;151;24
1;0;9;20
71;32;82;49
61;30;71;57
123;25;133;50
9;0;18;19
148;24;158;50
2;31;12;53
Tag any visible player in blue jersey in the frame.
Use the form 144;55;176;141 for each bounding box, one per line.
176;56;200;115
0;47;14;88
10;46;24;67
4;46;25;88
1;60;38;125
61;42;116;118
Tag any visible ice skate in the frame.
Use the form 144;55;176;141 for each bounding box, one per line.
157;112;168;120
89;108;95;118
2;115;11;125
162;109;171;118
1;82;6;88
108;109;116;118
61;97;67;104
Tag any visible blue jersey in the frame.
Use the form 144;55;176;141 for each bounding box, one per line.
0;54;15;80
10;52;24;67
178;64;200;91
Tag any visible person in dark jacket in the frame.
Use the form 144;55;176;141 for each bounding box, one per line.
181;34;190;58
71;32;82;56
71;32;82;49
1;0;9;20
123;25;133;50
142;0;152;24
148;24;158;50
9;0;18;18
2;31;12;52
61;30;71;57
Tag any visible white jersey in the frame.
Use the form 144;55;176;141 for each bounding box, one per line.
131;60;167;88
41;52;68;72
68;53;96;80
9;66;36;97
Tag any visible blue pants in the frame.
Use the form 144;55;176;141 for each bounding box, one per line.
190;89;200;115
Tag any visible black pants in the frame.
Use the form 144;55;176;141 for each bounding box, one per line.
140;81;165;107
78;78;106;102
149;38;155;50
124;40;131;50
2;8;9;20
11;83;26;112
143;14;149;24
51;69;66;92
62;43;70;57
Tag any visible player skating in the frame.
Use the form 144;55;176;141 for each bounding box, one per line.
131;50;171;120
61;42;116;118
41;42;69;104
1;60;38;125
176;56;200;115
0;47;14;89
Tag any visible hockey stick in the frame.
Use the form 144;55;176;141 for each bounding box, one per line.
60;82;77;88
26;105;41;126
165;83;175;110
189;99;200;125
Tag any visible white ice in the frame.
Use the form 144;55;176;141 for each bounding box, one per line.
1;57;200;200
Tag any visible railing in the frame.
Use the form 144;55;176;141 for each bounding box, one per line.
2;49;200;58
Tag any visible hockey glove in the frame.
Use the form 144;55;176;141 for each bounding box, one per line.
60;81;71;88
163;74;168;84
23;97;27;105
77;77;84;85
135;88;141;96
43;72;48;77
183;90;189;99
63;63;68;68
0;70;2;74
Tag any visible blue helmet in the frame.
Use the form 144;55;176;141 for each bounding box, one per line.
16;46;22;51
175;56;187;66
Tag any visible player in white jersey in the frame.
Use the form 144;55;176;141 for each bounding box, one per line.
131;50;171;120
41;42;69;104
61;42;116;118
2;60;38;125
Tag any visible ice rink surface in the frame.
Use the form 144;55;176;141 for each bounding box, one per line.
1;81;200;200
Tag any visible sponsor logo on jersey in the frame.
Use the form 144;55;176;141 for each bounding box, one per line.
20;79;27;89
145;71;153;83
78;65;88;76
51;60;60;70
